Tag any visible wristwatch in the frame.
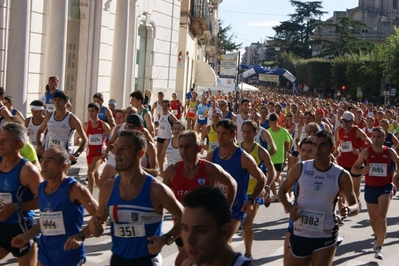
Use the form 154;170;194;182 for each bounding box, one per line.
73;152;81;157
76;231;85;241
164;234;175;245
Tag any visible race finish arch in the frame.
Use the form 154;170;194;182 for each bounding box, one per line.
240;64;298;92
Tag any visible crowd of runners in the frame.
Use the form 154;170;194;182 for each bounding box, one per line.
0;75;399;266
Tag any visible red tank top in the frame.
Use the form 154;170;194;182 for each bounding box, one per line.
170;100;182;119
172;160;210;202
365;146;392;187
86;120;106;157
337;126;362;168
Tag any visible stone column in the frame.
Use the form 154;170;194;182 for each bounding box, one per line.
43;0;68;90
110;0;129;105
5;0;30;114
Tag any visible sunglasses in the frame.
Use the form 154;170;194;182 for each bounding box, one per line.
341;119;352;123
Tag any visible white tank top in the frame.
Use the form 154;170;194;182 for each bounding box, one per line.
166;137;180;167
157;113;172;139
27;117;43;149
236;114;250;143
44;112;74;154
293;160;342;238
154;101;162;121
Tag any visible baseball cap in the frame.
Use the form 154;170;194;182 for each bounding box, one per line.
126;114;144;127
53;90;69;102
341;111;355;121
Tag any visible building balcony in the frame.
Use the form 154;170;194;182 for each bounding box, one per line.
190;0;213;39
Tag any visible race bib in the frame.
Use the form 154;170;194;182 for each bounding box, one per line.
214;181;227;196
190;108;196;113
48;134;66;148
0;193;12;206
30;137;37;147
209;142;218;151
369;163;388;177
298;209;325;232
88;134;103;145
113;223;146;238
340;141;353;152
46;104;55;113
168;159;178;166
172;110;178;115
40;211;66;236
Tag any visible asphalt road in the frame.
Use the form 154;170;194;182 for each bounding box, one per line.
1;152;399;265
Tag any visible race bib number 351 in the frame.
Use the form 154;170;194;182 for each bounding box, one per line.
114;223;146;238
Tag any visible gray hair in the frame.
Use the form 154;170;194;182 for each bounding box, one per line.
2;122;27;144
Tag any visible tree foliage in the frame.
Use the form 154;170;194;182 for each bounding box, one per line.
218;19;242;52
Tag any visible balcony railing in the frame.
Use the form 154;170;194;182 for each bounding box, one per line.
190;0;213;37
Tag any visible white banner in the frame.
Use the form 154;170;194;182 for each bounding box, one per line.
220;53;238;76
259;74;279;82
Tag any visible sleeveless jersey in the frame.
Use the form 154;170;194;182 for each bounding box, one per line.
224;111;233;120
38;177;85;265
337;126;362;168
197;103;208;122
153;101;162;121
27;117;42;149
108;175;163;259
44;112;75;154
384;133;394;148
187;100;198;118
165;137;181;167
238;143;261;195
98;106;108;123
354;119;365;129
255;126;269;151
363;127;372;138
212;147;249;214
44;90;60;113
139;108;149;128
365;146;392;187
278;112;285;126
236;114;250;143
172;160;210;202
86;120;106;157
0;158;35;224
207;125;218;152
260;119;269;129
293;160;342;238
170;100;182;119
157;113;172;139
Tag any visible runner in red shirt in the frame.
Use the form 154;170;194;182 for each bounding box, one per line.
170;92;183;119
83;102;111;194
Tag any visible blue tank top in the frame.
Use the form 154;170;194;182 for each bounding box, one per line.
38;177;85;266
212;147;249;214
98;106;108;123
261;120;270;129
384;133;394;147
108;175;163;259
224;111;233;119
0;158;35;224
11;109;17;116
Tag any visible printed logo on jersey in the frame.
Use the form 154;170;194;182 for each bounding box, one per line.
313;181;323;191
304;170;314;176
198;178;206;186
3;179;11;191
131;212;139;222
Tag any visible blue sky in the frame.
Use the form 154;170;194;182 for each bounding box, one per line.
219;0;359;50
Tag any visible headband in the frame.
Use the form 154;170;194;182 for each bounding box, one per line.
30;105;45;111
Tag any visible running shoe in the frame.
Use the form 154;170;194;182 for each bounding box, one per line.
264;187;271;207
374;246;383;260
244;254;253;261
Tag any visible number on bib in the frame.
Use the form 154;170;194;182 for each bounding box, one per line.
299;209;325;232
369;163;388;177
114;223;146;238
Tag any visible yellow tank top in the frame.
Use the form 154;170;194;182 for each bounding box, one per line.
238;142;261;195
207;125;218;152
187;100;198;117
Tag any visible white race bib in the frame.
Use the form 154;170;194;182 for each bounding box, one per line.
48;134;67;148
340;141;353;152
190;108;196;113
369;163;388;177
0;193;12;206
46;104;55;113
40;211;66;236
168;159;178;166
214;181;227;196
113;223;146;238
298;209;325;232
172;110;178;115
209;142;218;151
88;134;103;145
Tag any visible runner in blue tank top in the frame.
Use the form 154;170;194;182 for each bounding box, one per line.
11;146;98;266
90;130;184;265
207;119;266;242
0;122;42;265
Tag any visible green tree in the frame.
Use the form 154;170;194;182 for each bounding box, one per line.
386;28;399;90
271;0;327;59
218;19;242;52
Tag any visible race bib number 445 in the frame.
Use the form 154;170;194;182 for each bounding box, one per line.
113;223;146;238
